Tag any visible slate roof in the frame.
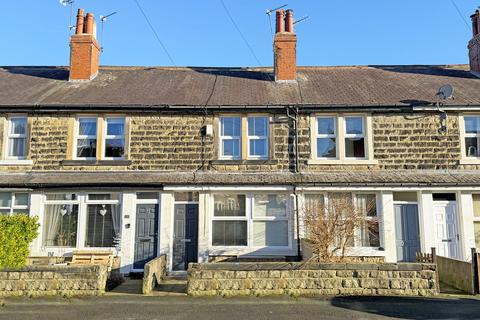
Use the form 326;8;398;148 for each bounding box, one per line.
1;171;480;188
1;65;479;108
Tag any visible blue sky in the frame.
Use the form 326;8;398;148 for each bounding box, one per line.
0;0;478;67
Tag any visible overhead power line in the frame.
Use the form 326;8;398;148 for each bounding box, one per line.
133;0;176;66
450;0;471;30
219;0;263;67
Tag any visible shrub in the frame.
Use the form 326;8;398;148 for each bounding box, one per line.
0;215;39;269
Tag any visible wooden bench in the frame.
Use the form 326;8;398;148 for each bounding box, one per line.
70;250;114;271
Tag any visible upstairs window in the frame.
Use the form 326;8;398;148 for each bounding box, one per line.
220;117;241;160
7;117;27;159
316;117;337;159
76;117;97;159
248;117;269;159
219;115;270;160
345;117;366;159
73;116;126;161
464;116;480;158
104;118;125;159
311;114;372;163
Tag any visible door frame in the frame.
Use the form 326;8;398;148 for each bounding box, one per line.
393;201;421;262
169;196;200;273
131;192;161;272
433;200;462;260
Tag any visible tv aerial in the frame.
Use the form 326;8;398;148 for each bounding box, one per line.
59;0;76;33
266;4;288;16
99;12;118;53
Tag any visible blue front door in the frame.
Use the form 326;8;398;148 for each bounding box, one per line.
394;204;421;262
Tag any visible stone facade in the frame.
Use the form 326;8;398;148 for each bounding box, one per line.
187;262;439;297
0;111;472;173
0;265;108;297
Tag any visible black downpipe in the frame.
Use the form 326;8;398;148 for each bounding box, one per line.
286;106;302;261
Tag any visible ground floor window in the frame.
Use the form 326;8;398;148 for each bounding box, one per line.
42;194;79;247
42;193;121;248
211;193;290;248
85;194;121;248
302;192;380;249
0;192;29;215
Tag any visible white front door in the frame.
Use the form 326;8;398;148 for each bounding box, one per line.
434;201;460;259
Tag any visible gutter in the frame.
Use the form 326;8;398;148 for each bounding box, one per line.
1;103;479;113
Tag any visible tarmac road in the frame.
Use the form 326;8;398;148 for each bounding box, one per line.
0;295;479;320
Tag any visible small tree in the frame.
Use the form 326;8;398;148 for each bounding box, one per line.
302;193;378;262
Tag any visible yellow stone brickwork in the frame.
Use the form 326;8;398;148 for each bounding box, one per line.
0;112;472;172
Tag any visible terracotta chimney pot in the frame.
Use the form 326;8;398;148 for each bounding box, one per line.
276;10;285;33
75;9;85;35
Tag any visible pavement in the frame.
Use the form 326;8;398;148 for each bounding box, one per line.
1;295;480;320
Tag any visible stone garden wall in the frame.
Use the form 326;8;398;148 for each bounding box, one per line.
188;262;438;297
0;265;108;297
142;255;167;295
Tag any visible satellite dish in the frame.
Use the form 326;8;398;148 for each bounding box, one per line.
436;84;454;100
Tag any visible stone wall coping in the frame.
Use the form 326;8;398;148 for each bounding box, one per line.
189;262;436;272
1;264;105;273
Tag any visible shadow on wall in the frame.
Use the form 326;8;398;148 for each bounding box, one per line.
370;65;477;79
3;66;69;81
330;296;480;320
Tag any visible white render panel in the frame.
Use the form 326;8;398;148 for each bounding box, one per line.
459;192;476;261
120;192;136;274
160;192;174;271
419;191;435;253
380;192;396;263
198;192;210;263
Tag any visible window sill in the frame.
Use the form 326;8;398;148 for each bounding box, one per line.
307;159;378;165
61;160;132;166
0;160;33;166
211;159;278;165
459;159;480;165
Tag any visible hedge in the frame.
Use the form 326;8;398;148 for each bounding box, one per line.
0;215;39;269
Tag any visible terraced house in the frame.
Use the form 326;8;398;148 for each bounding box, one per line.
1;8;480;274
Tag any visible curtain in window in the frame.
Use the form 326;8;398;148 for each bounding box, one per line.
43;204;63;247
111;204;122;249
356;195;379;247
86;204;116;247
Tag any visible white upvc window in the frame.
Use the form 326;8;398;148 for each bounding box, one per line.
463;115;480;158
42;193;80;248
310;114;374;164
211;193;291;249
7;117;28;160
252;194;289;247
302;192;379;248
0;192;29;216
104;117;125;160
75;117;97;160
219;117;241;160
247;116;269;159
219;115;270;160
41;192;122;249
344;116;366;159
316;116;337;159
353;193;380;248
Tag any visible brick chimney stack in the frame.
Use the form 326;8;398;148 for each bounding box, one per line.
69;9;100;82
274;9;297;82
469;10;480;73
